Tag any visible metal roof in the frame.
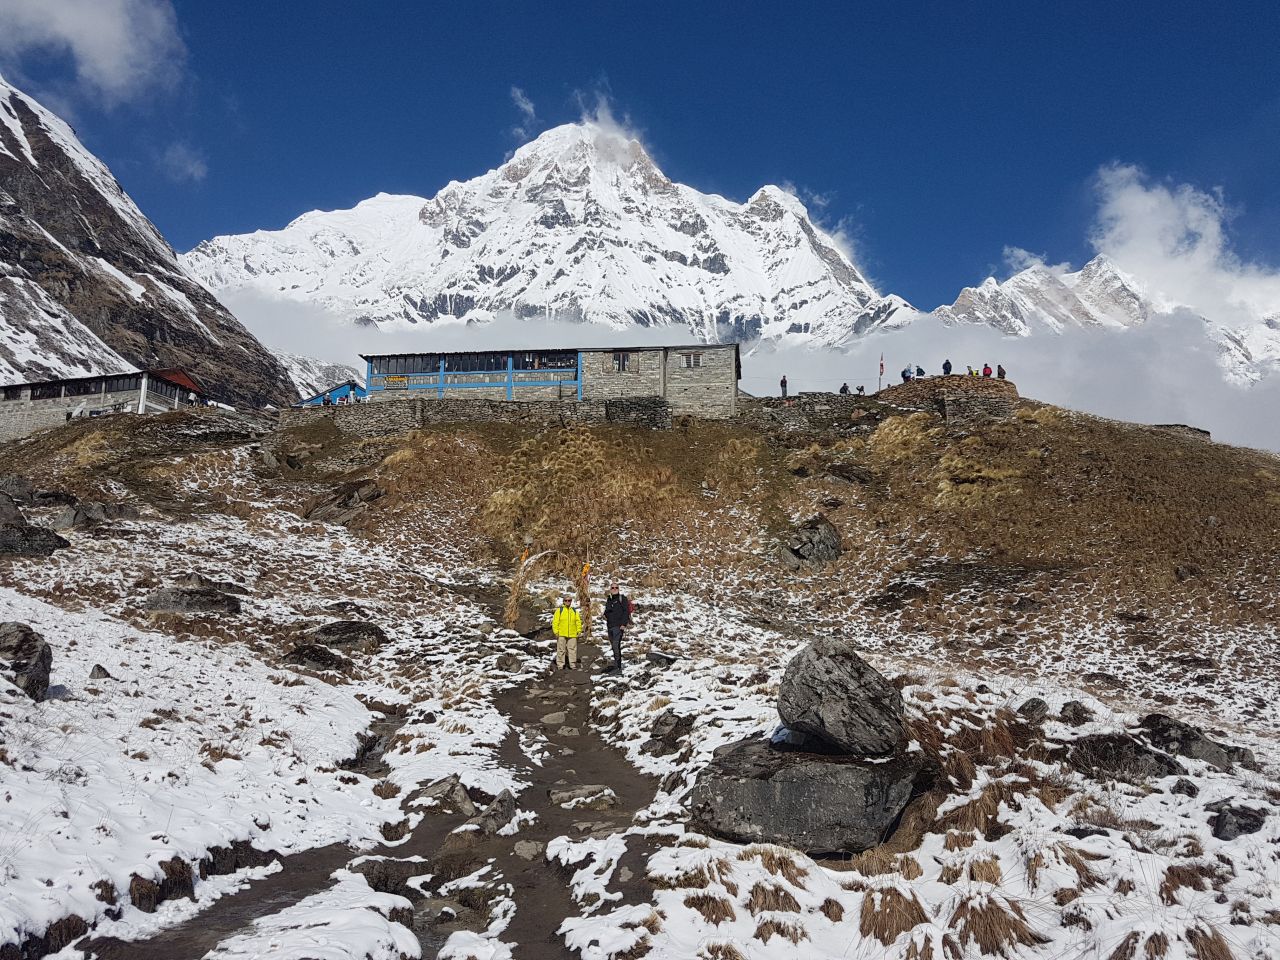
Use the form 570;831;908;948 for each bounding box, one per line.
359;343;739;361
0;367;208;396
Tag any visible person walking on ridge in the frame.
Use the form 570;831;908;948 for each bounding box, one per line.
780;375;788;399
942;359;953;376
552;595;582;670
602;581;633;675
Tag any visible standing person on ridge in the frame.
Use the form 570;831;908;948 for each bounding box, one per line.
780;375;788;399
602;581;633;675
942;359;952;376
552;594;582;670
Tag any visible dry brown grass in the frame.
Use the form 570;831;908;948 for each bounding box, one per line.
944;831;976;851
747;881;801;915
737;844;808;887
1159;864;1212;905
948;893;1046;954
859;886;930;946
650;857;736;893
683;893;736;926
372;779;401;799
753;918;808;945
698;943;746;960
937;780;1020;838
1186;927;1234;960
819;898;844;922
1026;842;1103;892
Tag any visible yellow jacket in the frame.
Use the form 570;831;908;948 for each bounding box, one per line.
553;604;582;638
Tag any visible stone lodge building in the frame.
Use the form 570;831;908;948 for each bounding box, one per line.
0;368;207;442
361;344;741;418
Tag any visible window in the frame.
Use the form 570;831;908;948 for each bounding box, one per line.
104;375;141;393
149;378;178;399
444;352;506;373
681;352;703;369
372;355;439;376
31;384;63;400
65;380;102;397
3;385;24;401
613;351;630;373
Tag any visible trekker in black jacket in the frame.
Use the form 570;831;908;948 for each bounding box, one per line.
602;582;633;675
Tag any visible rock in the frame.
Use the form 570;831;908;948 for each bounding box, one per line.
776;638;904;756
0;475;35;503
52;501;139;530
1137;713;1257;772
350;857;427;898
645;651;679;668
1174;563;1203;582
777;514;843;571
513;840;545;861
284;643;353;671
494;652;522;673
176;572;246;594
307;620;387;652
1208;803;1267;841
0;493;23;524
32;490;77;507
89;664;114;680
1059;701;1094;726
0;522;70;556
1017;697;1050;724
325;599;370;618
768;724;843;754
0;622;53;700
303;478;384;525
557;726;581;737
641;708;694;756
471;789;517;834
688;737;924;854
1067;733;1186;782
549;785;618;810
541;711;567;725
1170;778;1199;798
414;774;477;817
144;586;242;615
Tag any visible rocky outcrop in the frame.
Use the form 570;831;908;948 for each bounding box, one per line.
307;620;387;652
1207;801;1267;841
284;643;352;672
1067;733;1185;781
52;501;139;531
689;739;924;853
641;708;694;757
302;479;384;525
1137;713;1257;772
0;521;69;556
143;586;242;615
0;621;52;700
776;638;904;755
776;515;842;571
691;638;923;854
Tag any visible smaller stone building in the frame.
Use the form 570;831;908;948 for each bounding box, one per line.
0;368;207;442
361;343;740;418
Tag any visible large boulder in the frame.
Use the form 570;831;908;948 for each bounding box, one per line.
777;515;843;571
688;737;924;854
0;622;53;701
1067;733;1185;782
0;523;70;557
1137;713;1257;772
307;620;387;652
0;475;35;503
143;586;242;615
0;493;23;524
52;501;140;530
777;638;904;755
1207;802;1267;841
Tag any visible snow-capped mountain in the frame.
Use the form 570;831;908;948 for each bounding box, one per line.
279;353;364;399
183;123;913;346
0;75;297;406
933;254;1280;383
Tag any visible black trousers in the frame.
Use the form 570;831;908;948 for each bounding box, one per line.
608;626;624;668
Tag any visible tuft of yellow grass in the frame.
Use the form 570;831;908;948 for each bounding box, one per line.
684;893;736;926
860;886;930;946
948;892;1046;954
747;881;801;915
754;918;808;945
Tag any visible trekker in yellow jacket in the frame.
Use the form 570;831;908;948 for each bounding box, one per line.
552;595;583;669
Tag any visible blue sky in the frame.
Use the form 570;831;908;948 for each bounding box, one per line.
2;0;1278;309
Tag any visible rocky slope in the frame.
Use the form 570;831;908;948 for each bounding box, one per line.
0;75;297;406
278;352;363;399
183;122;914;345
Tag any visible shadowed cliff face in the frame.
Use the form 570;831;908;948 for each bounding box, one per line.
0;79;297;407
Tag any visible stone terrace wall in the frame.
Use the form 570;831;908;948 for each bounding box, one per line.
278;394;673;437
736;393;881;432
876;376;1019;425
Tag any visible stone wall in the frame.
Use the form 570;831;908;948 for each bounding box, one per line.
663;346;737;417
0;385;181;442
876;376;1018;425
580;349;664;401
279;394;674;437
736;393;879;432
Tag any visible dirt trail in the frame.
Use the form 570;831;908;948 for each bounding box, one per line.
78;635;659;960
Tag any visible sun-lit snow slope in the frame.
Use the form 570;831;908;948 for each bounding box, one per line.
0;75;296;405
184;123;915;346
933;254;1280;383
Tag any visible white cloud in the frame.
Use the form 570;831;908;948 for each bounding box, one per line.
1090;163;1280;325
0;0;186;105
1002;246;1070;276
159;141;207;182
509;85;535;140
